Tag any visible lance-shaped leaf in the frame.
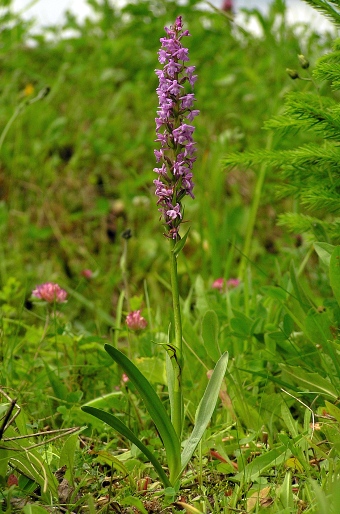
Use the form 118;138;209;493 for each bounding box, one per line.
103;344;181;482
173;227;191;257
81;406;171;488
179;352;229;478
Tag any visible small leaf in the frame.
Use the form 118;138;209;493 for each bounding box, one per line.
44;362;68;401
120;496;148;514
281;403;298;438
201;310;220;362
22;506;51;514
173;227;190;257
166;351;175;424
304;308;333;345
314;242;335;267
260;285;287;302
230;310;253;337
289;261;312;312
179;352;228;477
283;314;294;337
94;451;135;488
59;434;78;485
247;486;271;512
324;400;340;423
285;457;304;473
280;471;294;509
135;357;166;385
281;365;338;399
234;444;288;481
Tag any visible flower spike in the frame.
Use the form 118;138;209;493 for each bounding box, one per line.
154;16;199;240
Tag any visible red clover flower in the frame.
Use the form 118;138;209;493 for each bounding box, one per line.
126;310;148;331
212;278;241;292
32;282;68;303
154;16;199;240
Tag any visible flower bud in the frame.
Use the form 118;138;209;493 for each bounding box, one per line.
298;54;309;69
286;68;300;80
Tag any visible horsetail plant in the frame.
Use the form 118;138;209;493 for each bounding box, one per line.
82;17;229;496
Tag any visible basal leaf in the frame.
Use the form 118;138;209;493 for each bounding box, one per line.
103;344;181;482
179;352;229;477
81;406;171;488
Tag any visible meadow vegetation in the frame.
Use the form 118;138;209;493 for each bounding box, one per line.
1;0;340;512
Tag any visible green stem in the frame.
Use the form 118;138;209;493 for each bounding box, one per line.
237;132;273;280
0;87;50;154
169;238;183;439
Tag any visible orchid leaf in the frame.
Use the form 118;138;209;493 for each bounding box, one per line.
103;344;181;481
81;406;171;488
173;227;190;257
166;351;175;421
179;352;228;477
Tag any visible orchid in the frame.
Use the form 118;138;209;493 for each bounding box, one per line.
83;18;228;497
154;15;199;240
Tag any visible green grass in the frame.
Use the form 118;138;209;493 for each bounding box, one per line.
1;0;340;512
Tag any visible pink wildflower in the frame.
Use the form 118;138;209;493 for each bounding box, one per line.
81;269;93;279
32;282;68;303
227;278;240;288
125;310;147;331
122;373;129;383
212;278;225;291
212;277;240;292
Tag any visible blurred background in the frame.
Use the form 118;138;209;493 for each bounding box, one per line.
9;0;334;32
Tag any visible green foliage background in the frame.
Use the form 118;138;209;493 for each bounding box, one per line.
2;0;340;511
